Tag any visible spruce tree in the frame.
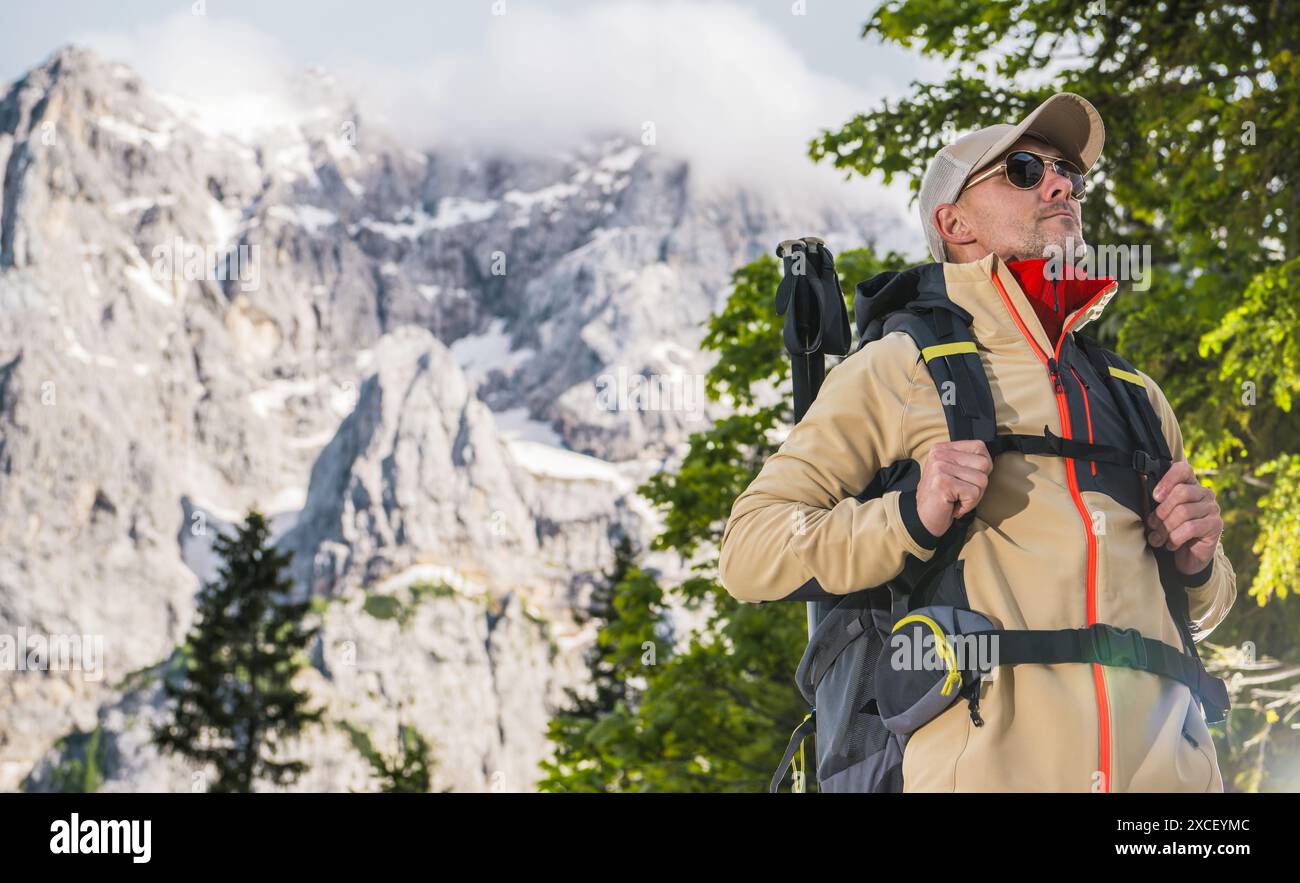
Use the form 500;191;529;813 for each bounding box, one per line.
567;535;639;719
345;722;441;793
154;510;322;792
538;534;667;791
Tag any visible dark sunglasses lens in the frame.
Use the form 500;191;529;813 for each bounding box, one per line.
1005;152;1045;188
1056;163;1087;199
1007;152;1087;199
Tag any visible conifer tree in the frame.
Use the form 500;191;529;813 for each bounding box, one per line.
154;510;322;792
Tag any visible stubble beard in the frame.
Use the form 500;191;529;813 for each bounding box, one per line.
1017;219;1087;266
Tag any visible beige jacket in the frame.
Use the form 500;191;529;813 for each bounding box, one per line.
719;253;1236;792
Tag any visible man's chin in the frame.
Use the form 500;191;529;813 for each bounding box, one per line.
1038;226;1086;260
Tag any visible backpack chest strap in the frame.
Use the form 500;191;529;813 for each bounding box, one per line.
985;427;1172;477
968;624;1230;723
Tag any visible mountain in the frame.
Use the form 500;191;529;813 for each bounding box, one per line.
0;46;884;791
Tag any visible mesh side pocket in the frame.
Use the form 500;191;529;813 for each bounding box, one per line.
812;605;899;791
819;735;904;793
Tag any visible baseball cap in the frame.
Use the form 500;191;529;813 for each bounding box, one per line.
918;92;1105;262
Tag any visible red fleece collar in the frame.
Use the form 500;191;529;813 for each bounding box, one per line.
1005;258;1113;345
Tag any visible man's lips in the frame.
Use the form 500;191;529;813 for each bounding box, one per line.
1043;210;1076;221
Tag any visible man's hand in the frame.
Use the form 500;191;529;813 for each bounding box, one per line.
915;440;994;537
1146;461;1223;576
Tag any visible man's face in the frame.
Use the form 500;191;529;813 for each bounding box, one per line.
949;136;1086;261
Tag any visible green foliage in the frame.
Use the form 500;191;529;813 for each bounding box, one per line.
538;535;665;791
361;581;458;628
542;248;895;792
362;593;403;622
153;510;323;792
1250;454;1300;604
46;725;107;793
342;721;444;793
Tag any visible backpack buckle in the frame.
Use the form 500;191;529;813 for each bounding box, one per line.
1133;450;1170;477
1197;671;1231;724
1089;623;1148;670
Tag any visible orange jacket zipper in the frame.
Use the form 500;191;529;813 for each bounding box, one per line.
990;269;1118;791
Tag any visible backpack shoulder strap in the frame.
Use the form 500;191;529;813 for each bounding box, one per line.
1072;333;1227;719
854;264;998;447
1074;333;1172;467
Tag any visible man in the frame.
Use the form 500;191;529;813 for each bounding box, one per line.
718;93;1236;792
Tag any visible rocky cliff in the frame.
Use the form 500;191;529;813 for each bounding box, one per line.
0;46;883;791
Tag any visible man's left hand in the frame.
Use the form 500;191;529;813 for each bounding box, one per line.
1146;461;1223;576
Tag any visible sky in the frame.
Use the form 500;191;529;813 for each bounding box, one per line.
0;1;953;252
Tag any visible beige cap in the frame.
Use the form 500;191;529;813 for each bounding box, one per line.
918;92;1105;262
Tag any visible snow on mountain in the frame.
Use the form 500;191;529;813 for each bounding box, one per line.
0;45;884;791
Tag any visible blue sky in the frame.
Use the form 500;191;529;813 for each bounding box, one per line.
1;1;933;94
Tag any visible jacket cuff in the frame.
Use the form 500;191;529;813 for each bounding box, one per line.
1179;557;1215;589
896;490;941;552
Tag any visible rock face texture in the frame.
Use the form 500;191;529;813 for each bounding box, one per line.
0;46;882;791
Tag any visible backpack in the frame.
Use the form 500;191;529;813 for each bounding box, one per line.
769;238;1230;793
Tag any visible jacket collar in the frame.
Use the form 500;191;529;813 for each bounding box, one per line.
946;253;1118;357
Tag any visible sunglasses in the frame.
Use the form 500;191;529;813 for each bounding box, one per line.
961;149;1088;201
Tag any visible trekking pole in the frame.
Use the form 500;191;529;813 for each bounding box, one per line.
774;236;852;636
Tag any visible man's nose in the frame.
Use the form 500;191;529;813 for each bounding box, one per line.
1041;163;1074;201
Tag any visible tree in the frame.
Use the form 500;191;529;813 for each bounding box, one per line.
805;0;1300;792
541;248;905;791
154;510;323;792
538;534;670;791
343;721;443;793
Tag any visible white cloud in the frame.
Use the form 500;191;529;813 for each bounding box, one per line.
344;2;912;206
74;2;927;247
73;12;335;142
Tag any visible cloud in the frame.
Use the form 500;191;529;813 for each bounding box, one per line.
345;2;911;208
76;12;295;111
74;2;925;248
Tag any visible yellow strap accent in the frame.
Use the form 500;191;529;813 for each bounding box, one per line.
789;712;812;793
893;614;963;697
1108;366;1146;387
921;341;978;362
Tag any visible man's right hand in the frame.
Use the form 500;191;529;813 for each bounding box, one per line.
915;440;994;537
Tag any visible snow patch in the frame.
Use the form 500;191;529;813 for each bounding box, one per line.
110;194;177;215
208;199;240;248
123;261;176;306
248;378;318;417
266;204;339;235
503;182;579;212
450;319;533;378
62;327;116;367
350;199;498;241
96;115;172;150
372;563;487;598
493;407;564;446
506;439;629;487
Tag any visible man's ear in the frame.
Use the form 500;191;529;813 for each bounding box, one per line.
934;203;977;251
